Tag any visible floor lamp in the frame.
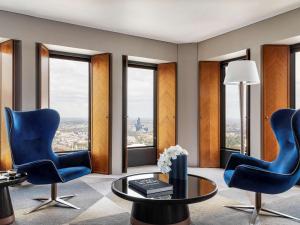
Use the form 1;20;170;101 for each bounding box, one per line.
224;60;260;155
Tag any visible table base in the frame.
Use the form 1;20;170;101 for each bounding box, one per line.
0;215;14;225
0;186;14;225
131;203;190;225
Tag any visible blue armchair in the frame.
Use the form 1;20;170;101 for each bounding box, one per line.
224;109;300;224
4;108;92;213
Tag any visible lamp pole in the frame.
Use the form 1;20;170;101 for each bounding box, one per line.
239;82;246;155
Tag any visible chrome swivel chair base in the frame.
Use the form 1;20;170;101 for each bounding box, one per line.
225;193;300;225
27;183;80;214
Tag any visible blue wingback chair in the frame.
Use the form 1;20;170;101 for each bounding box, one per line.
4;108;92;213
224;109;300;224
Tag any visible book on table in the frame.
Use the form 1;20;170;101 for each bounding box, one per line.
129;178;173;195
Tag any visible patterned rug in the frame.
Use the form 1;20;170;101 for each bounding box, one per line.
9;167;300;225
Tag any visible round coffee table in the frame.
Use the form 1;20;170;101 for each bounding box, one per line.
0;172;27;225
111;172;217;225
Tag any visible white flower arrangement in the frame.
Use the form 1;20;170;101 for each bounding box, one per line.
157;145;188;174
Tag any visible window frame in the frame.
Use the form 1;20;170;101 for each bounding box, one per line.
220;55;251;166
123;60;158;167
290;43;300;108
48;51;92;153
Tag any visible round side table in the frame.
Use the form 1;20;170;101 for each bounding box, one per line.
0;173;27;225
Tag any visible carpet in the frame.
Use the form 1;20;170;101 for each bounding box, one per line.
9;168;300;225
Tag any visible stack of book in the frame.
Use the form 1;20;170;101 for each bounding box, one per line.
129;178;173;198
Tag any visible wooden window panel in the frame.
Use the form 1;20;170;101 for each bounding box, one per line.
91;53;112;174
36;43;49;109
199;61;220;168
0;40;14;170
262;45;290;161
157;63;177;156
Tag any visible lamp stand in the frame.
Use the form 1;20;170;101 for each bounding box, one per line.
239;82;246;155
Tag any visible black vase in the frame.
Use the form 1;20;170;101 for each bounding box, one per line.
169;154;188;180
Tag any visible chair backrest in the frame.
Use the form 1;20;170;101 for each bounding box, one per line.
4;108;59;166
269;109;299;174
291;109;300;182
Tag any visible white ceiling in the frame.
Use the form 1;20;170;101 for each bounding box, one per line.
0;0;300;43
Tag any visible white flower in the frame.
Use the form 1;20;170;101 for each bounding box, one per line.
157;145;188;174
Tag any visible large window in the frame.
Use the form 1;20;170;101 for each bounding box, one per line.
291;45;300;108
221;57;249;152
49;55;90;152
127;66;155;148
224;69;242;150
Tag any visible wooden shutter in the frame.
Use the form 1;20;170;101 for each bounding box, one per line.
157;63;177;156
91;53;112;174
199;61;220;168
262;45;290;161
0;40;14;170
36;43;49;109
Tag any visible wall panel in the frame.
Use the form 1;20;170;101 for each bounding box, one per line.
199;61;220;168
91;53;112;174
262;45;290;161
157;63;177;156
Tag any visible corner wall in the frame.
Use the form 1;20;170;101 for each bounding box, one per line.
177;43;198;166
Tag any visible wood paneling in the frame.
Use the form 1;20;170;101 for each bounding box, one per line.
0;40;14;170
262;45;290;161
199;61;220;168
91;53;111;174
157;63;177;156
36;43;49;109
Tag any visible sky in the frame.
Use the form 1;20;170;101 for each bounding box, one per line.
49;58;154;120
49;58;89;119
127;67;154;119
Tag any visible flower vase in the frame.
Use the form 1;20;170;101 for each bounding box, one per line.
169;154;187;180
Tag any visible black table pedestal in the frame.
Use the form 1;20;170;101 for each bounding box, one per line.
131;202;190;225
0;186;14;225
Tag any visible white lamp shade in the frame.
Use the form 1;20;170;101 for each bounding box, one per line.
224;60;260;85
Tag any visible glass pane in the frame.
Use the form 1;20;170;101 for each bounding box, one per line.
49;58;89;152
296;52;300;109
127;67;154;148
225;67;242;150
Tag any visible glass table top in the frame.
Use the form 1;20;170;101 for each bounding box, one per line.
0;171;27;188
112;173;217;204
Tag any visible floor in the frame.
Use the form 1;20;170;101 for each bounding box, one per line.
9;166;300;225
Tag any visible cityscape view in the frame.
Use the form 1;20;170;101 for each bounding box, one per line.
52;118;89;152
224;72;242;151
127;67;154;148
49;57;89;152
127;117;154;147
225;118;242;150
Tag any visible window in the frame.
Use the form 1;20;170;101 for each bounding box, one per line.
291;45;300;109
221;56;249;152
127;66;155;148
224;68;242;150
49;55;90;152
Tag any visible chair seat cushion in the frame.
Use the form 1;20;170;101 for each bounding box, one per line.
58;166;91;182
224;169;235;185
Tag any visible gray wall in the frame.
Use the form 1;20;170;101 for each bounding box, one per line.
177;43;198;166
197;8;300;159
0;11;177;174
